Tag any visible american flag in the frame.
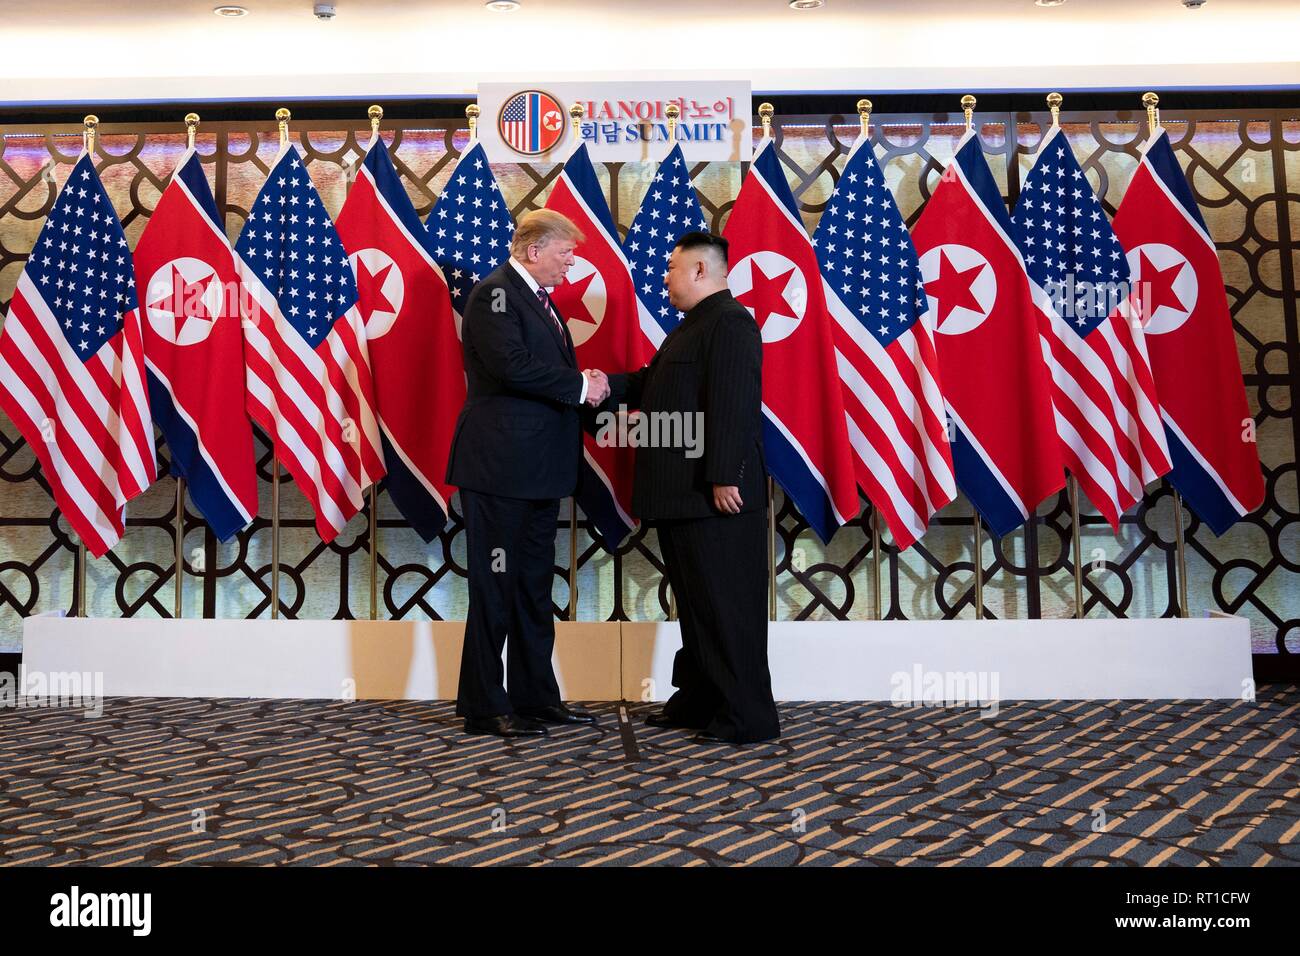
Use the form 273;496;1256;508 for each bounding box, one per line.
0;153;156;556
426;140;514;318
1013;126;1171;529
624;142;709;344
235;146;385;543
813;137;955;550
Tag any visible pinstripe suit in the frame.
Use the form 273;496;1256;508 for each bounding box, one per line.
610;289;779;743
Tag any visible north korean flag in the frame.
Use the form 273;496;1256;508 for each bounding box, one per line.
336;136;462;541
545;142;649;549
723;137;860;543
135;148;257;541
1112;127;1263;534
911;130;1065;536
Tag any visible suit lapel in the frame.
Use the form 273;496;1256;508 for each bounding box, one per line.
505;264;573;363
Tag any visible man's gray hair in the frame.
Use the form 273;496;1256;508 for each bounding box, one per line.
510;209;585;259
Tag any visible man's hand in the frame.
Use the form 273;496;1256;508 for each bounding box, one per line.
713;484;743;514
583;369;610;406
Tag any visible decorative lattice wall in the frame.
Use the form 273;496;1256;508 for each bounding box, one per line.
1;107;1296;654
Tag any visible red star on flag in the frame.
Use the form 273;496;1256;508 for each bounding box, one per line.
1137;251;1187;319
924;252;984;324
550;271;599;327
736;259;797;331
355;259;397;322
149;264;217;341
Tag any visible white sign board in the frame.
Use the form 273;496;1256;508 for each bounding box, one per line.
477;81;752;163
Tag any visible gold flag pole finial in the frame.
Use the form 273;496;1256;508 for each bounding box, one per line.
1047;92;1062;129
184;112;200;149
466;103;480;141
960;95;976;131
83;115;99;155
856;98;873;138
569;102;585;144
276;107;291;148
666;102;680;143
1142;91;1161;133
758;102;774;139
368;104;383;139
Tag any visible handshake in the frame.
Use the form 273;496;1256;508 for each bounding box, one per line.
582;368;610;406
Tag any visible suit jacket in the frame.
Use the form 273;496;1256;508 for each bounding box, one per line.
608;289;766;520
445;260;587;500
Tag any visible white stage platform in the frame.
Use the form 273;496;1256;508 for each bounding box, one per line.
20;615;1254;703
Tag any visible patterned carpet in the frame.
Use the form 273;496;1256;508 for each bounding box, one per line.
1;688;1296;866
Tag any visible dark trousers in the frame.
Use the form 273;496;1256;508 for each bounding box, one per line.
656;509;780;743
456;489;563;719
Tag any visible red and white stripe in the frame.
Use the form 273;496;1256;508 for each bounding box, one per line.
1031;293;1171;529
0;272;156;556
824;282;956;549
237;263;385;543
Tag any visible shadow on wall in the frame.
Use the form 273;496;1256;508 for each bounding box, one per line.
344;620;624;701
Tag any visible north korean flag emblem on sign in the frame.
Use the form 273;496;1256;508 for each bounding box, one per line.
499;90;567;156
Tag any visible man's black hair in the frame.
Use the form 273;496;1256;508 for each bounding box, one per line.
674;230;729;267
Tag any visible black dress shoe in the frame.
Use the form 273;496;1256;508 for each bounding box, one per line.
645;711;705;730
516;704;597;726
463;714;547;738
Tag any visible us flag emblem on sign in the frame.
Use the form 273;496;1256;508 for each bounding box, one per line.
499;90;566;156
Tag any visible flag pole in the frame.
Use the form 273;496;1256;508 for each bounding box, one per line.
365;105;384;621
870;509;882;621
78;114;99;621
767;479;777;622
171;112;201;621
1140;91;1189;619
77;543;87;618
664;102;681;623
959;95;986;621
854;97;886;622
567;102;585;622
758;102;778;622
1041;92;1086;621
270;107;290;621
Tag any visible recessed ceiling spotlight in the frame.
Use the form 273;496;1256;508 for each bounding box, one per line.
213;5;249;16
1034;0;1067;6
789;0;825;8
485;0;521;10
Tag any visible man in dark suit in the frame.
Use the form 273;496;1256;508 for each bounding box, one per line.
446;209;609;738
604;232;780;745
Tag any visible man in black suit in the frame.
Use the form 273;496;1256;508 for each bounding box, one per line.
446;209;609;738
604;232;780;745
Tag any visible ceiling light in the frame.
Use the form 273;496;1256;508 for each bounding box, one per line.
1034;0;1067;7
213;5;249;16
485;1;521;10
789;0;825;8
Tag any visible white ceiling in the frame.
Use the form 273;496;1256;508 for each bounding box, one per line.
2;0;1296;102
